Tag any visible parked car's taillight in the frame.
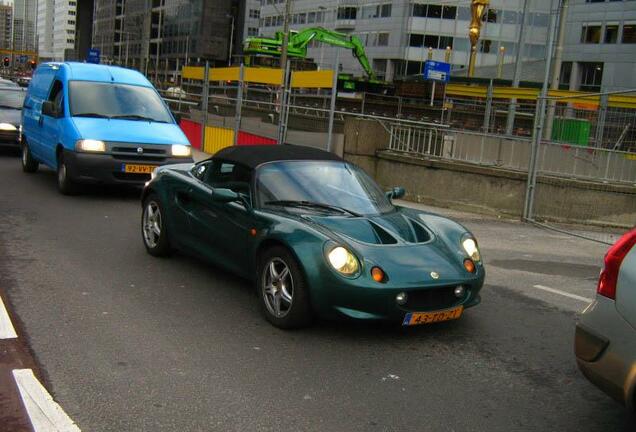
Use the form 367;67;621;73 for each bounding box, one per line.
597;229;636;299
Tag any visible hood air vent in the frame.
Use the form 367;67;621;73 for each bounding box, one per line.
407;218;432;243
369;221;398;245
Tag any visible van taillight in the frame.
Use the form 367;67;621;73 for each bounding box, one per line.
597;229;636;300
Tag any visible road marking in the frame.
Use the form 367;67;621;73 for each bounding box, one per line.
0;295;17;339
12;369;81;432
533;285;594;304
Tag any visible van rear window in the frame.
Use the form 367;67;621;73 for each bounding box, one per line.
68;81;172;123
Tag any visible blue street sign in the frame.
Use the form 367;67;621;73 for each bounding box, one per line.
87;48;100;64
423;60;451;83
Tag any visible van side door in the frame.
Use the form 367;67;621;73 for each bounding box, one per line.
21;65;56;163
40;79;65;167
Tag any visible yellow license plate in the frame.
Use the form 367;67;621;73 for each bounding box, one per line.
402;306;463;326
122;164;157;174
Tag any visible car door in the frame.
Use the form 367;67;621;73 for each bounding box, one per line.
186;160;253;274
39;79;64;167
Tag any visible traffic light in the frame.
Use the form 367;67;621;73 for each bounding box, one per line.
2;57;9;68
29;60;36;70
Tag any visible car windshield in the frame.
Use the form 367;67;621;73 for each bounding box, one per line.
256;161;394;216
0;88;25;109
68;81;172;123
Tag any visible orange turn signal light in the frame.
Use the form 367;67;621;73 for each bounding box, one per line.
371;266;386;283
463;259;476;273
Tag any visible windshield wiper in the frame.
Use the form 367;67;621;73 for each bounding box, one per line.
111;114;168;123
265;200;361;217
74;112;111;118
0;104;21;110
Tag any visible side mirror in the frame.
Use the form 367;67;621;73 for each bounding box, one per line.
386;186;405;200
42;101;56;117
212;188;240;203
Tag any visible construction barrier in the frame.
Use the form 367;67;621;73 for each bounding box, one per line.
182;66;334;89
179;119;202;149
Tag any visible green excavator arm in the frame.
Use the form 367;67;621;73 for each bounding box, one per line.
244;27;377;80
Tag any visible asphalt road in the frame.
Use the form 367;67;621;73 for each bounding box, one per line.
0;151;632;432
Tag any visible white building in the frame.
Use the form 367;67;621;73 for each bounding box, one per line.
252;0;551;81
37;0;77;61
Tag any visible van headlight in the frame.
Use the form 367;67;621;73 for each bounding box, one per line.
76;139;106;152
0;123;17;131
327;246;360;275
171;144;191;157
462;237;481;262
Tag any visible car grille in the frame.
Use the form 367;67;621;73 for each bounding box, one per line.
404;285;467;311
113;172;152;182
110;144;169;162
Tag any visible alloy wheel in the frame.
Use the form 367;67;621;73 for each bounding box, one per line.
142;201;162;249
262;258;294;318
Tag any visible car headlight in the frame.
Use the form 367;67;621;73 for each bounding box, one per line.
462;237;481;262
327;246;360;275
0;122;17;131
171;144;191;157
76;139;106;152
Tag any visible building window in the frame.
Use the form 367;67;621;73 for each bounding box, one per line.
622;23;636;43
380;4;391;18
580;24;602;43
479;39;492;53
424;35;439;49
579;62;603;92
605;24;618;43
337;7;357;20
68;10;75;16
378;32;389;46
409;34;424;47
427;5;442;18
439;36;453;49
248;27;258;36
249;9;260;19
503;10;519;25
308;11;316;23
560;62;572;88
442;6;456;20
483;9;498;23
412;4;426;17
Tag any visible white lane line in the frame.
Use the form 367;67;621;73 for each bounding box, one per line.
12;369;81;432
533;285;594;304
0;295;18;339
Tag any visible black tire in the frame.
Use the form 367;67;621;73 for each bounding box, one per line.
141;194;172;257
21;139;38;173
256;246;312;329
56;152;79;195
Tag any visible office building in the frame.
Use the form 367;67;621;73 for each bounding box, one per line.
92;0;239;70
254;0;551;81
0;3;12;50
37;0;77;61
13;0;38;52
561;0;636;92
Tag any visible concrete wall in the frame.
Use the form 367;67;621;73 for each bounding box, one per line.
343;118;636;227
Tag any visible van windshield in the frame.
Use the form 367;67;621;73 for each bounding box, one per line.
68;81;172;123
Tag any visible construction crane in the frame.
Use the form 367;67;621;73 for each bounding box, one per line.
244;27;377;81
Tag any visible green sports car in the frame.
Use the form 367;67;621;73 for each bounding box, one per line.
140;145;484;329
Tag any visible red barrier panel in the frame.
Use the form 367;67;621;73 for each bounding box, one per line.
237;131;277;146
180;119;202;149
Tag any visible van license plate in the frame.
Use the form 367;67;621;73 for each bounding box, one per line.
122;164;157;174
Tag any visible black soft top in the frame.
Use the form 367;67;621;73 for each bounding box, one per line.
211;144;343;169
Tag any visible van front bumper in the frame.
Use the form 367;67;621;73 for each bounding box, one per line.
63;149;193;185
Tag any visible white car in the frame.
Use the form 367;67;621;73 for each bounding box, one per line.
575;228;636;412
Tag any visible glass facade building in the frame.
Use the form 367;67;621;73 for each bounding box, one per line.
93;0;238;72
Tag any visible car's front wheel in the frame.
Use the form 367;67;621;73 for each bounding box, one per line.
257;246;312;329
56;152;79;195
21;140;38;173
141;194;172;257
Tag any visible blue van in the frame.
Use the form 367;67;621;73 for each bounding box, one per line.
21;62;192;194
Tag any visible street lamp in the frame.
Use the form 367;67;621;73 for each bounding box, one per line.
226;13;235;66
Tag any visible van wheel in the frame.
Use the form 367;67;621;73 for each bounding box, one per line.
57;152;79;195
21;140;38;173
